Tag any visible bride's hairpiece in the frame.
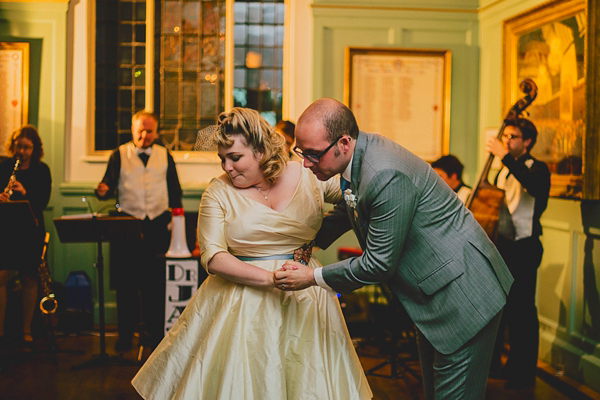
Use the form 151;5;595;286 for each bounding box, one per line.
194;125;220;151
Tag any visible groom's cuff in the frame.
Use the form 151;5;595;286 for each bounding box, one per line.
314;268;333;291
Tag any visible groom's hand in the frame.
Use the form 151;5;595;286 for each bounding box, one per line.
274;261;316;291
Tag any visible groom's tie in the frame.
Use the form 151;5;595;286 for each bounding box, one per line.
340;177;350;191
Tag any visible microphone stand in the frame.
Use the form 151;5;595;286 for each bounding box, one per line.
71;197;138;370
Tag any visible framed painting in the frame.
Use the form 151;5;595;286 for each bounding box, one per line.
503;0;589;199
344;47;451;162
0;42;29;157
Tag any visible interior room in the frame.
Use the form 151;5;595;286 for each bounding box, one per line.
0;0;599;399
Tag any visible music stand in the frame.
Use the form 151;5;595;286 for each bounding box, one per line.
364;284;421;400
53;215;142;370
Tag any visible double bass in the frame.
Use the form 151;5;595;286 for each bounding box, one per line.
466;78;538;242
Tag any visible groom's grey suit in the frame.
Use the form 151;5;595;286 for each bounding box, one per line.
316;132;514;397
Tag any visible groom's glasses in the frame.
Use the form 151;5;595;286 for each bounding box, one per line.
293;136;343;163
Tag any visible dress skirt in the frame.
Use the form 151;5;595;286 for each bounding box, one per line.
132;258;372;400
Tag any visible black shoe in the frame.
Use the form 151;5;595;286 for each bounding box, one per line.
115;338;133;352
505;379;535;390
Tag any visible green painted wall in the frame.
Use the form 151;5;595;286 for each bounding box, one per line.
0;1;72;316
312;2;480;186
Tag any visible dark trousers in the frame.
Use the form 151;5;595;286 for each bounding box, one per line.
110;212;170;344
493;236;543;383
417;311;502;400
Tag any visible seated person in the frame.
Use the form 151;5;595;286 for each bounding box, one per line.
432;154;472;204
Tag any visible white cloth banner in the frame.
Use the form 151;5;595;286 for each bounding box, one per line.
164;258;200;335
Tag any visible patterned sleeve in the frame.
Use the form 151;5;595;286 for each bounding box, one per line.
197;182;229;274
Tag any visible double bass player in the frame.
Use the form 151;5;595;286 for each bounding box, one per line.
486;117;550;390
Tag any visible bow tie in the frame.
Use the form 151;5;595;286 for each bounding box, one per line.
137;147;152;156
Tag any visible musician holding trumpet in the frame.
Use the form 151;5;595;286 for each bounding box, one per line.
0;125;52;347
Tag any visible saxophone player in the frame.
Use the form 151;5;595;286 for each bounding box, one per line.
0;125;52;347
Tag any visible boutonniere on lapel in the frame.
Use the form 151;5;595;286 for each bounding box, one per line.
344;189;357;208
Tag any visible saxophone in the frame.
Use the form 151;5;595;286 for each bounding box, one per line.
38;232;58;314
3;157;20;198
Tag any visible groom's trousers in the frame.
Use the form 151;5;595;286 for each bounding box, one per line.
416;310;502;400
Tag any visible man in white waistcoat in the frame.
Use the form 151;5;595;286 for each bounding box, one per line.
96;111;182;352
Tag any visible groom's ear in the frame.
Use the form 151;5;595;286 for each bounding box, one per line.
339;136;353;152
339;135;351;146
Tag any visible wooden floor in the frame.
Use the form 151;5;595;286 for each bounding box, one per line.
0;330;598;400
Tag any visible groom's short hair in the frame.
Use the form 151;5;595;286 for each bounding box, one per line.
323;101;359;142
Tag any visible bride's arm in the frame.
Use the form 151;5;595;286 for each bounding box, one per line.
198;183;275;288
207;252;275;287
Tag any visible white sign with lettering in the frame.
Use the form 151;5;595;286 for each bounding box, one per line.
164;259;199;335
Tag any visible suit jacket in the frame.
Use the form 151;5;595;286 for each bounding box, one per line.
316;132;513;354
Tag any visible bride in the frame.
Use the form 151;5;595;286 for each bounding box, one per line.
132;108;372;400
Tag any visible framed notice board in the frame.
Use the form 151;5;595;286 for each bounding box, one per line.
344;47;451;162
0;42;29;156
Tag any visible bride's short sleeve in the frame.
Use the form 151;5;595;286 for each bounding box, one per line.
197;184;228;274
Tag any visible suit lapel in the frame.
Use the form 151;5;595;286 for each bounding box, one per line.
350;132;368;191
347;132;369;248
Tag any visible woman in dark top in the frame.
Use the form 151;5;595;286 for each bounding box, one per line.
0;125;52;345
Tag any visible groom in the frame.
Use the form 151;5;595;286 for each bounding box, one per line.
274;98;514;399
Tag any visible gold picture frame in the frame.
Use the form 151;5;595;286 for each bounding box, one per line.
0;42;29;157
503;0;588;199
344;47;451;162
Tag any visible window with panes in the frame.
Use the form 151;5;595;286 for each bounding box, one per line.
233;0;285;126
95;0;284;152
96;0;148;149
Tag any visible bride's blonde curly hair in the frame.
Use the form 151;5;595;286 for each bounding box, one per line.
214;107;287;183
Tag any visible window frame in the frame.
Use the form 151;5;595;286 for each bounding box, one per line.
89;0;289;162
